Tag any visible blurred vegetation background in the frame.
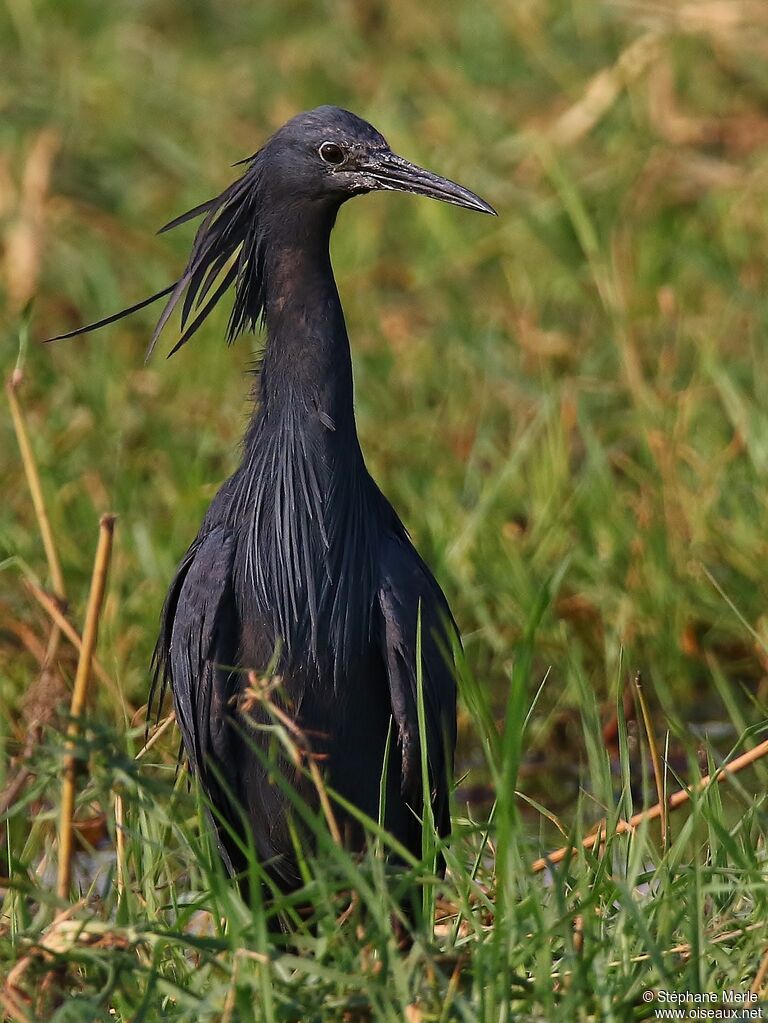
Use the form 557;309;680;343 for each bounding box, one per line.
2;0;768;790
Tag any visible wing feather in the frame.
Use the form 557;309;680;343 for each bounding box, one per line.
377;536;458;835
164;526;238;783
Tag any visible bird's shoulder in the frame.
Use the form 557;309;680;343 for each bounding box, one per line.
171;525;236;632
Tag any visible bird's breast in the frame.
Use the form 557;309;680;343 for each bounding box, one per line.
230;432;382;687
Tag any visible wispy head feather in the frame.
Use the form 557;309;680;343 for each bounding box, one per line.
47;152;269;359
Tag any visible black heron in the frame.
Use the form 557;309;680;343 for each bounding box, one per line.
52;106;495;894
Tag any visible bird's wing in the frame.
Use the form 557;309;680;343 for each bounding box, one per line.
155;524;311;890
156;525;239;788
376;536;458;833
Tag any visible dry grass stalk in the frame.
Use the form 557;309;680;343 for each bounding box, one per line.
673;1;768;40
751;944;768;996
6;373;66;604
549;32;661;146
3;128;59;315
632;671;668;848
221;950;241;1023
572;913;584;957
3;615;48;663
23;576;115;693
243;672;342;845
3;903;83;1012
112;707;176;886
0;987;34;1023
0;768;34;819
114;789;126;900
2;371;71;833
4;906;145;1016
134;711;176;760
56;514;116;901
531;737;768;873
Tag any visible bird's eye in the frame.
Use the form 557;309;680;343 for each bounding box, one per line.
318;141;346;166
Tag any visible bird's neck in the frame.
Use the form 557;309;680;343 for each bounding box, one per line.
234;202;380;675
257;201;356;437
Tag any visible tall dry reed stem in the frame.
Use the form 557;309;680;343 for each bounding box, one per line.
57;514;115;901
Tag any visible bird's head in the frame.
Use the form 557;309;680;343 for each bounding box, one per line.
260;106;496;215
49;106;494;357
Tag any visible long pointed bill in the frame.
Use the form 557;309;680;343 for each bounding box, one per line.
366;152;496;215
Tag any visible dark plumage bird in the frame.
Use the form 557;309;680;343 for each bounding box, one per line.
52;106;495;894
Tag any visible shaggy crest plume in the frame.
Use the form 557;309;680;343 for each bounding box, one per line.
48;152;269;359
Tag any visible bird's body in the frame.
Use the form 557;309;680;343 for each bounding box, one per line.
53;107;494;893
158;250;456;884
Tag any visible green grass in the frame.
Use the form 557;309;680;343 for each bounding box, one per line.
3;634;768;1020
3;0;768;1018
